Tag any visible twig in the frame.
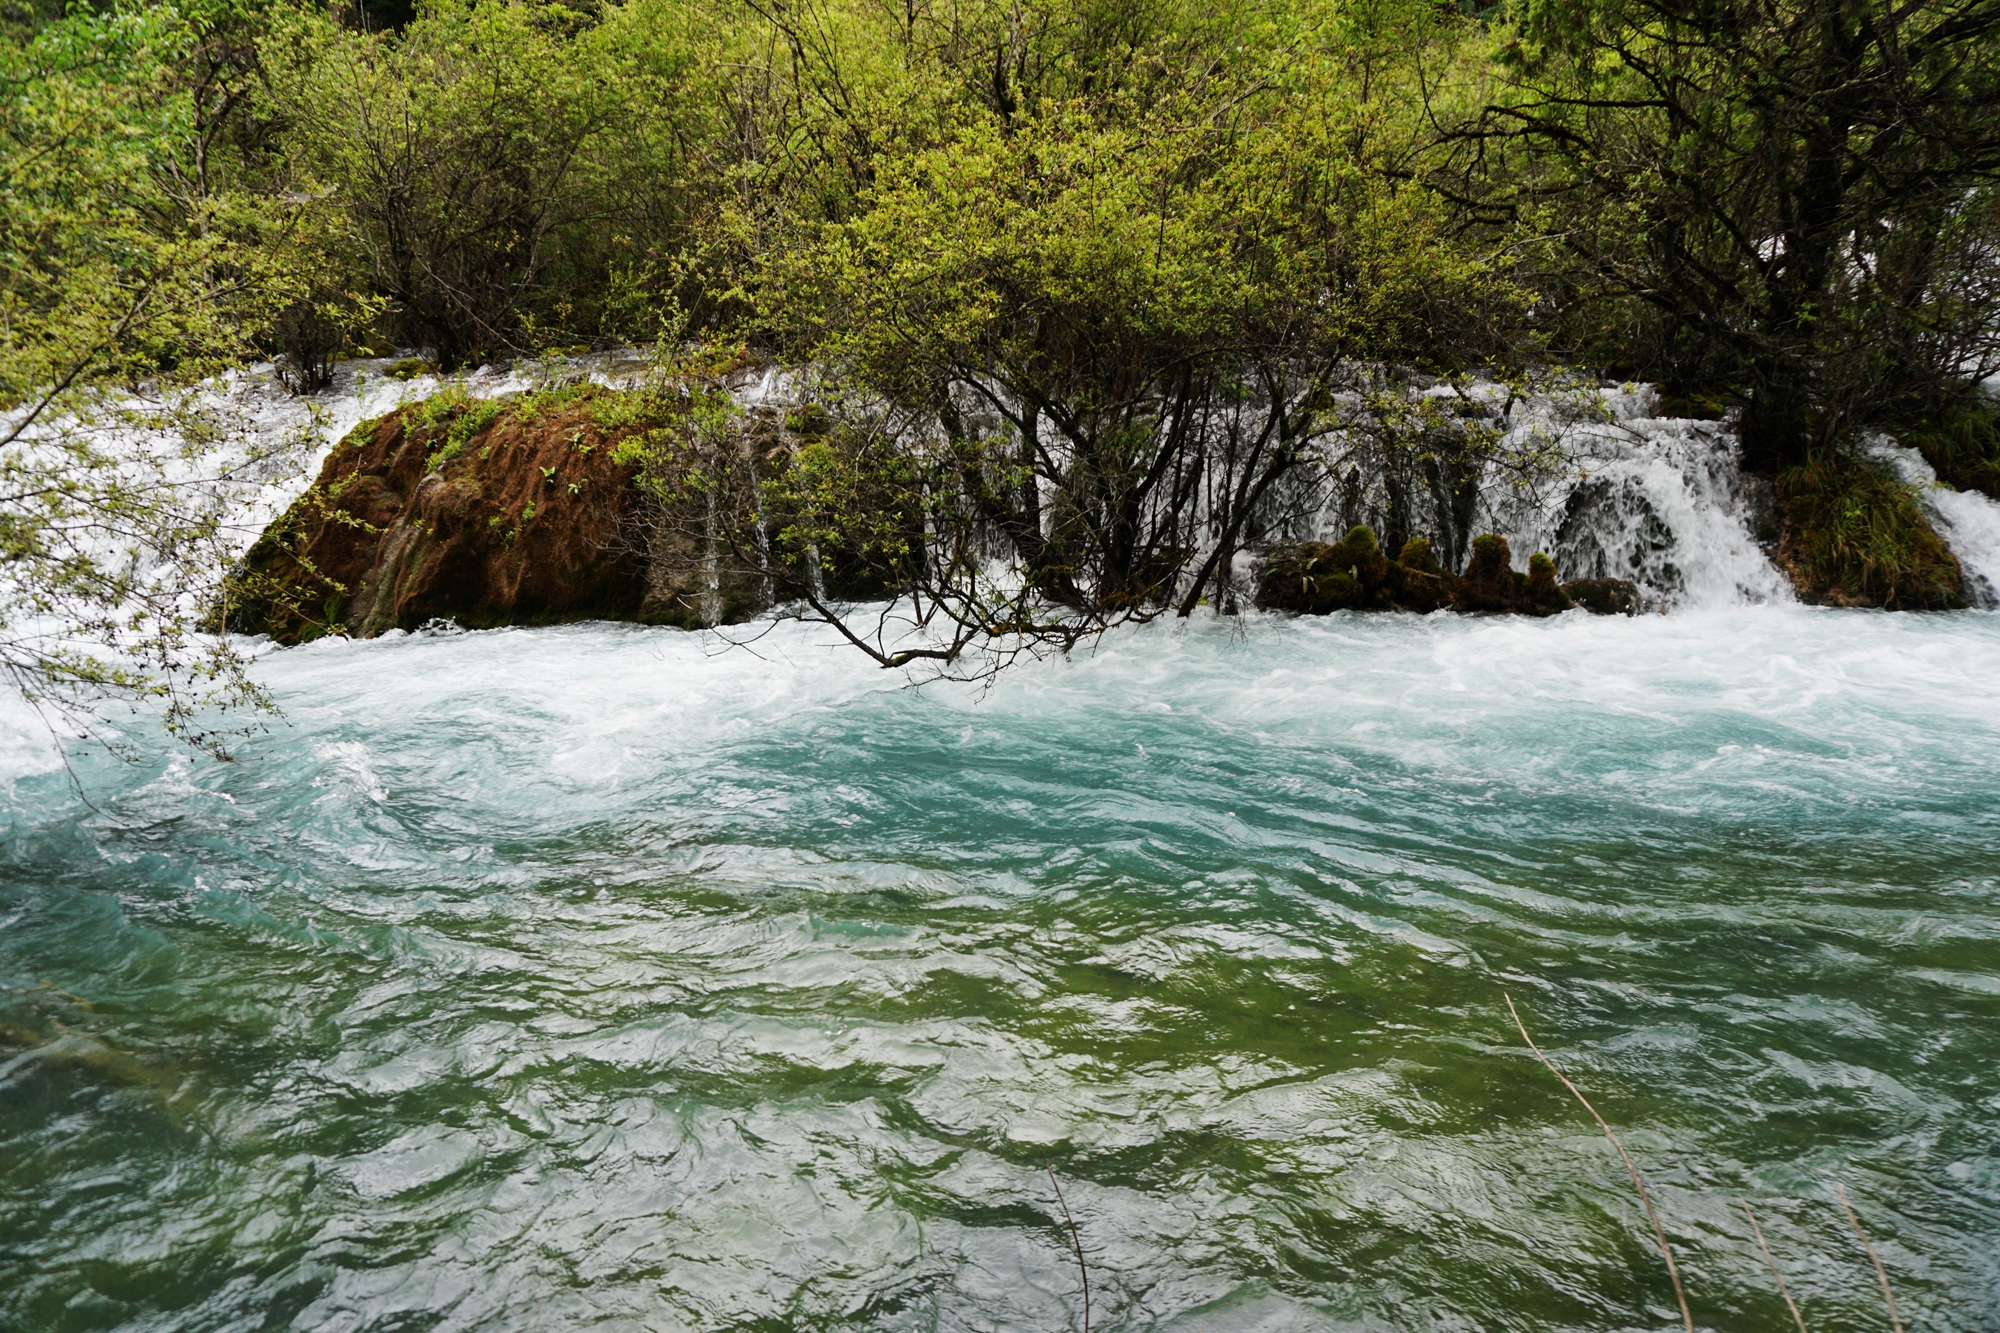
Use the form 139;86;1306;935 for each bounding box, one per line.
1505;994;1693;1333
1740;1198;1809;1333
1837;1183;1905;1333
1047;1165;1090;1333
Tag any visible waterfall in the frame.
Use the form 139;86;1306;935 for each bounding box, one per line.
1869;436;2000;608
1300;384;1793;609
1475;389;1796;608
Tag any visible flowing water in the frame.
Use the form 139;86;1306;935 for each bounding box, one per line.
4;369;2000;1332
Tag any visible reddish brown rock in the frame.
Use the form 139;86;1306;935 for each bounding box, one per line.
223;390;728;643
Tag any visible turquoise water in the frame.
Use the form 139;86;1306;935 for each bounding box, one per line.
2;609;1997;1331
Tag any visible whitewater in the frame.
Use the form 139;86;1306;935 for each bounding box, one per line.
2;362;1998;1332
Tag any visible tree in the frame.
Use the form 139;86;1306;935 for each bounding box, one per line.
275;0;717;369
1;2;313;754
1450;0;2000;472
750;45;1522;670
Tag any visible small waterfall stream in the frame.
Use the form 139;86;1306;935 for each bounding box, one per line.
1872;436;2000;606
1477;392;1795;607
1300;384;1795;609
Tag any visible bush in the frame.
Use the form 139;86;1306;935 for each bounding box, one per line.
274;0;712;369
1774;453;1966;609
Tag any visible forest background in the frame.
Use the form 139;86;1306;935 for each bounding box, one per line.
4;0;2000;742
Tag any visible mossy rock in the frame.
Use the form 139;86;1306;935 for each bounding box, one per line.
1522;552;1573;615
1258;530;1635;618
1397;537;1442;575
1453;533;1517;612
1561;578;1641;615
1774;451;1965;609
1255;542;1361;613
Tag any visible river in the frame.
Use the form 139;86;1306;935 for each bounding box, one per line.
4;603;1998;1331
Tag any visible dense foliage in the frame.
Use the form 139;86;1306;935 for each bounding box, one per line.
0;0;333;751
5;0;1999;716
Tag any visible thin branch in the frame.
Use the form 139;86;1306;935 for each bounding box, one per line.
1047;1165;1090;1333
1740;1198;1809;1333
1504;994;1693;1333
1836;1183;1905;1333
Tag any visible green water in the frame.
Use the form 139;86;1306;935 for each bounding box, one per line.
2;609;1996;1331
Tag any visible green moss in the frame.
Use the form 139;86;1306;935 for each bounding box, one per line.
1523;551;1572;613
1775;451;1965;609
387;358;437;381
513;380;604;424
587;388;678;432
417;391;507;474
1397;537;1441;574
1253;542;1361;613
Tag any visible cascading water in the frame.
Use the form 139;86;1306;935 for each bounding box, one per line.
1303;382;1797;609
186;357;2000;613
5;358;1999;1333
1871;436;2000;606
1480;391;1797;607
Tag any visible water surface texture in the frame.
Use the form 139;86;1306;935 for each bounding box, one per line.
3;610;1999;1332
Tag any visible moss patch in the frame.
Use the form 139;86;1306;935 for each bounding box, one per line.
1774;452;1965;609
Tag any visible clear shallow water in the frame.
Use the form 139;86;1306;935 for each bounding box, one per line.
2;610;1998;1332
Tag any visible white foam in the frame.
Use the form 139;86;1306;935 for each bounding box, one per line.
1871;437;2000;606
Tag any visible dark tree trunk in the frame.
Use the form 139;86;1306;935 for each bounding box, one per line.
1741;365;1814;474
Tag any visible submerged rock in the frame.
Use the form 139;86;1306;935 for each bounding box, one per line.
1561;577;1643;616
1254;528;1638;618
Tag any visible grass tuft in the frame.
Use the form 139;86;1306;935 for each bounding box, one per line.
1774;451;1964;609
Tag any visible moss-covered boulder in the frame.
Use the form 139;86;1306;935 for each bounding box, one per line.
1561;578;1642;616
1256;528;1637;618
1392;537;1454;612
1524;552;1574;615
220;386;774;644
1253;541;1362;613
1772;452;1965;609
1452;533;1518;613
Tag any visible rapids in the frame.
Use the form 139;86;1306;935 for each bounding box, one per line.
4;362;2000;1330
3;608;1999;1331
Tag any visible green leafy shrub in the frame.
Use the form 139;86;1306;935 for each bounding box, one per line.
414;389;507;474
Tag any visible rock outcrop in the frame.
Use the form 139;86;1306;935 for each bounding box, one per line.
222;387;761;643
1254;529;1639;617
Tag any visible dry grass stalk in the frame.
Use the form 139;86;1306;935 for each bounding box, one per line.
1505;993;1695;1333
1740;1198;1809;1333
1837;1183;1905;1333
1048;1165;1091;1333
